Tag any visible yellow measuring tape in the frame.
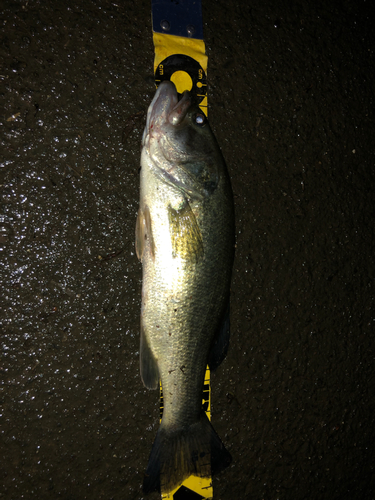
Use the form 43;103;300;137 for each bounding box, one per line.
153;32;208;115
151;2;212;498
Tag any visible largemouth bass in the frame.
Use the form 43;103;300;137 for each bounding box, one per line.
136;81;234;494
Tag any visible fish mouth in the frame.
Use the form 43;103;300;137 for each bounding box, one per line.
143;81;192;146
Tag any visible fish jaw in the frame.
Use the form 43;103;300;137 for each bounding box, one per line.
142;82;213;201
142;81;177;148
142;81;191;147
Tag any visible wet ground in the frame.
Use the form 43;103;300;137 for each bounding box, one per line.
1;0;375;499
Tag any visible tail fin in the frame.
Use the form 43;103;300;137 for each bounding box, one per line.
143;411;231;494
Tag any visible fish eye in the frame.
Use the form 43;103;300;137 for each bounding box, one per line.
193;112;207;127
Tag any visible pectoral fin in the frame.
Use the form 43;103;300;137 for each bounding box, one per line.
168;201;203;263
135;206;155;261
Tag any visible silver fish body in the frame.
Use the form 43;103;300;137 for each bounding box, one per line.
136;81;234;493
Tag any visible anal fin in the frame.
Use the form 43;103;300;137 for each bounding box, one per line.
140;318;159;390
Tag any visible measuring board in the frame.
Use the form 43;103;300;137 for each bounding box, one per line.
152;0;208;116
151;1;212;498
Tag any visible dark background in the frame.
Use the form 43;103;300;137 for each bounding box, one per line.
1;0;374;499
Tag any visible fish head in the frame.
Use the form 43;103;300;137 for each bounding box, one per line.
143;81;220;200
